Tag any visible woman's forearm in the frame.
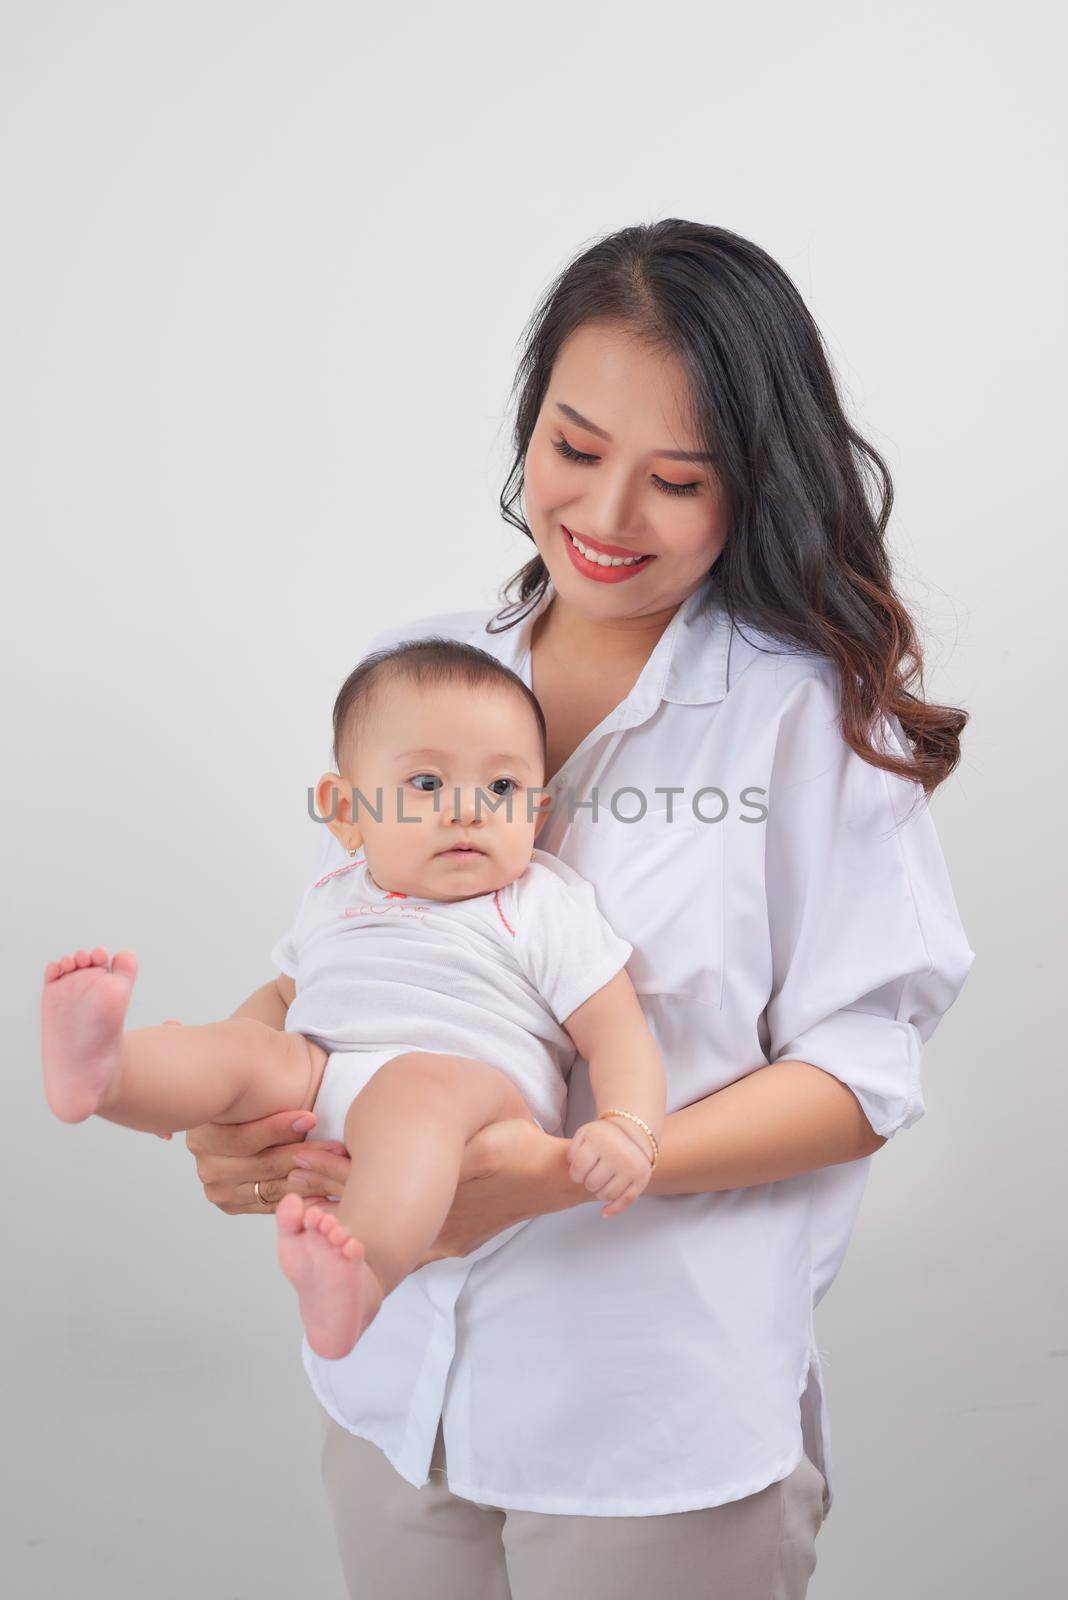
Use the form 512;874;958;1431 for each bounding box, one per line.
536;1059;886;1211
647;1060;886;1196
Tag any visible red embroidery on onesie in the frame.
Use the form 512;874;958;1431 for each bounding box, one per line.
384;891;407;899
313;860;362;889
493;889;516;938
339;902;431;924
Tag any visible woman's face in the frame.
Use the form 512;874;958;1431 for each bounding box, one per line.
523;320;729;619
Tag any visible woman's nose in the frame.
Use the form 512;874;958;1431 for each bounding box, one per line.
583;471;641;537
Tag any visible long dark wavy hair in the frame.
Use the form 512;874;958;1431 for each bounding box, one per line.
485;219;967;795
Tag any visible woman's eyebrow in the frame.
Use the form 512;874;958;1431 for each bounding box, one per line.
555;401;715;464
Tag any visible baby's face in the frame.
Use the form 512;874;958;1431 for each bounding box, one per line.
327;678;550;902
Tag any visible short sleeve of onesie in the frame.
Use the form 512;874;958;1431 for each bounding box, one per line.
270;881;310;979
511;851;633;1028
269;829;340;979
269;925;300;980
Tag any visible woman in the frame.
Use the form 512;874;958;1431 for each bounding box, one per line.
187;220;975;1598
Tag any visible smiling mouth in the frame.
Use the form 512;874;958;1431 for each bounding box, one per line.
563;525;654;567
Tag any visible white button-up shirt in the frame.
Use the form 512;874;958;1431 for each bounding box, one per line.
296;578;975;1518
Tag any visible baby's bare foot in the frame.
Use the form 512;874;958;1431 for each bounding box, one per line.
275;1194;383;1360
40;948;139;1123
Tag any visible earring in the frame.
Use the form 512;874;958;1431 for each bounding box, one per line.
347;847;359;857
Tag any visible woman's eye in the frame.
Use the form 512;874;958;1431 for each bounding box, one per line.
552;434;699;497
653;477;700;497
554;434;598;466
409;774;442;793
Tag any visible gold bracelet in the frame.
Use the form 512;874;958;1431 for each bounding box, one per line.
598;1109;659;1169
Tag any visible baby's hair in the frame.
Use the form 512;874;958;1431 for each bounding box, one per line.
331;637;548;780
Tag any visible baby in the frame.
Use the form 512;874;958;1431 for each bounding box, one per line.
40;637;667;1361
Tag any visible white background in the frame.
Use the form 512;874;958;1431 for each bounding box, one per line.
2;3;1064;1595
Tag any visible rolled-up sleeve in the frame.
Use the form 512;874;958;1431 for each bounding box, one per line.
763;668;976;1140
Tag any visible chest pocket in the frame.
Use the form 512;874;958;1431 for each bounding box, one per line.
563;805;725;1007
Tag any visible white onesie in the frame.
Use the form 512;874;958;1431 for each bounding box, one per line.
270;846;633;1139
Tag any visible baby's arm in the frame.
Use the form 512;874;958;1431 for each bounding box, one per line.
230;973;296;1029
561;968;667;1217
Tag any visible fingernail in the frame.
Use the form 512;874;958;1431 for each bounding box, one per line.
292;1115;315;1132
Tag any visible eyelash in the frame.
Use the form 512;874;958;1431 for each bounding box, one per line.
552;435;700;497
409;775;520;796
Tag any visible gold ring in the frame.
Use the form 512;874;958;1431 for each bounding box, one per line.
253;1180;271;1209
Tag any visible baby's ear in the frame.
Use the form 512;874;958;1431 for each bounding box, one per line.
315;771;364;853
531;789;553;835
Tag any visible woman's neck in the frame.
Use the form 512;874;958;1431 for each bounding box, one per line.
531;592;680;673
529;592;685;785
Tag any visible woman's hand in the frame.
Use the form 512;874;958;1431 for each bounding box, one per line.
185;1109;351;1216
189;1109;588;1254
412;1118;586;1268
290;1115;586;1267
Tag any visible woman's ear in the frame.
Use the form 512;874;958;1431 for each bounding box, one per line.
315;771;364;853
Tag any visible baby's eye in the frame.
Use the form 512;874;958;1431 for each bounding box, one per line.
489;778;520;796
409;774;442;793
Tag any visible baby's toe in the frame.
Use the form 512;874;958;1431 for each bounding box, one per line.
275;1192;305;1234
111;949;139;981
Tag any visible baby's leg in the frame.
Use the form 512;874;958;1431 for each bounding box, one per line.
337;1053;537;1293
41;947;325;1132
276;1052;536;1359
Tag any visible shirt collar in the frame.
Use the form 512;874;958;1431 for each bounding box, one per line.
474;575;732;716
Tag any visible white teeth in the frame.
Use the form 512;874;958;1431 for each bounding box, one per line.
568;530;648;567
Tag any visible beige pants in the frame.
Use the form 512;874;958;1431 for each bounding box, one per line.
319;1407;826;1599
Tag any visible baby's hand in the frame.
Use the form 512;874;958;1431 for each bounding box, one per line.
568;1118;654;1218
